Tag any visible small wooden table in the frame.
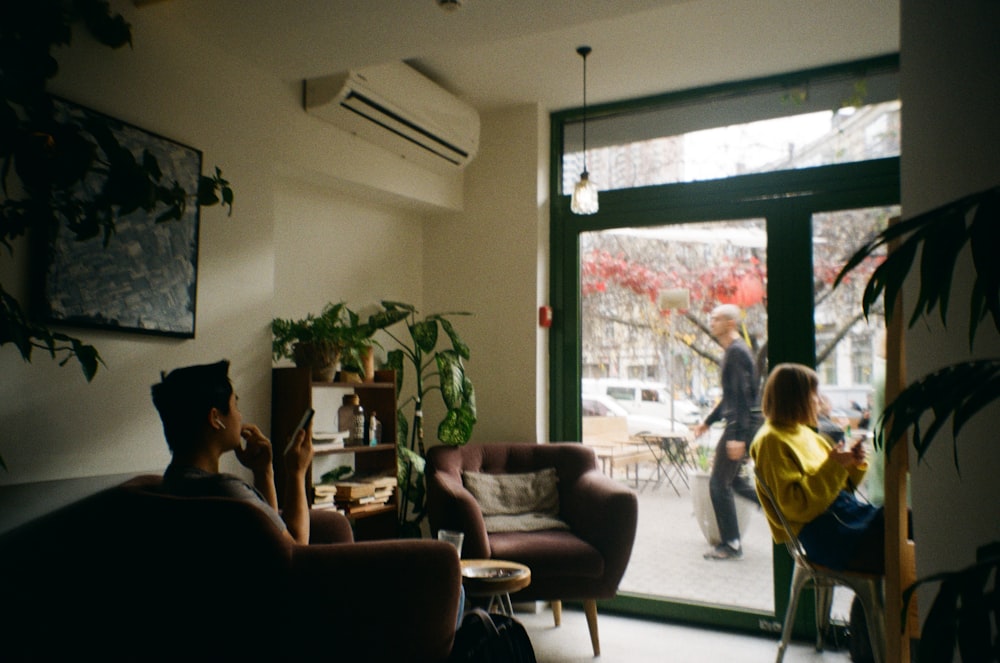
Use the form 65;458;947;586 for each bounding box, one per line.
460;559;531;616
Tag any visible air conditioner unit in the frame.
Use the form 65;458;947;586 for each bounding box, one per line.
303;62;480;174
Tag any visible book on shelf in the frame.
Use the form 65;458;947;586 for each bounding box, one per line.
346;472;397;490
328;481;376;499
342;501;391;516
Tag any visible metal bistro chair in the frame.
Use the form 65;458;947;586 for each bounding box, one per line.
754;468;887;663
636;432;691;495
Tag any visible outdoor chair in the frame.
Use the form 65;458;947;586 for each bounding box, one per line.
754;467;887;663
426;442;638;657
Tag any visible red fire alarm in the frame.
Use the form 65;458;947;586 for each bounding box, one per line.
538;305;553;328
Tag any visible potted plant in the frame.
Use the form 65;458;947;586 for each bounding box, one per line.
271;302;361;382
366;301;476;537
835;184;1000;662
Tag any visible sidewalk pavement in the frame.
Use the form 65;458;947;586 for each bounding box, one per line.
613;464;852;620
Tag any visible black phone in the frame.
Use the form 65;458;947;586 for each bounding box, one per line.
284;407;315;455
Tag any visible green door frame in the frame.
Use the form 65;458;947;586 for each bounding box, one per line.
548;155;900;633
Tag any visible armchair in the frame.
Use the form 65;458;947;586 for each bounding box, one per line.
426;442;638;656
0;475;461;661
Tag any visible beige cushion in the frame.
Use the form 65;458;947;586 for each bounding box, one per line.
462;468;569;532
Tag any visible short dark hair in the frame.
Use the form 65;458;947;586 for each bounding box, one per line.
151;360;233;454
761;363;818;427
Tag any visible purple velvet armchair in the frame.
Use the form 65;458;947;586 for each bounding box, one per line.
426;442;638;656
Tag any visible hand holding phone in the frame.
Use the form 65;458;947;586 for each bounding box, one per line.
284;407;314;455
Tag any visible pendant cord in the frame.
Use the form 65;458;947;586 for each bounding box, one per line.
578;45;591;174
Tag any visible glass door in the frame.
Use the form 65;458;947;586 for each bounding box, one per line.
580;218;772;612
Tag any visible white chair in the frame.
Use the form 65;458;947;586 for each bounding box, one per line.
754;468;887;663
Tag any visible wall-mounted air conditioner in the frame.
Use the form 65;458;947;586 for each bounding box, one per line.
303;62;480;174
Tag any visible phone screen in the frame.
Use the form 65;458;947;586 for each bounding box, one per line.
284;407;315;455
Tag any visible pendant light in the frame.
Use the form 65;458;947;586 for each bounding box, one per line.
570;45;599;215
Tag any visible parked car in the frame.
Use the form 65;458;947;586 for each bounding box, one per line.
582;378;703;426
582;393;692;440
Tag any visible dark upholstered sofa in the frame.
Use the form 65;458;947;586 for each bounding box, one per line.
0;475;461;661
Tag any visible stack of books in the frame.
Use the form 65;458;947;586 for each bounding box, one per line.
318;474;396;516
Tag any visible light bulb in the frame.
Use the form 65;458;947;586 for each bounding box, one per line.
571;172;599;215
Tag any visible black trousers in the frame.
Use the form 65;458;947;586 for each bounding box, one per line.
709;428;759;544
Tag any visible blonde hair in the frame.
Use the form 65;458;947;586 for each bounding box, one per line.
761;363;818;427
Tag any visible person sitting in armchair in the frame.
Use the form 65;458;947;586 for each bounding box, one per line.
151;359;313;544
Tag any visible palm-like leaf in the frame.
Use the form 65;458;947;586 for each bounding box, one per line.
901;541;1000;663
878;360;1000;470
835;184;1000;469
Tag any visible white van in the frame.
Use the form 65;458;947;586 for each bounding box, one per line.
582;378;702;426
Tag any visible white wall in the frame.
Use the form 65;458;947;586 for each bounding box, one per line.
0;1;464;528
423;105;549;445
900;0;1000;615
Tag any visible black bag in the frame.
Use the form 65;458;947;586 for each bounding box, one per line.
449;608;537;663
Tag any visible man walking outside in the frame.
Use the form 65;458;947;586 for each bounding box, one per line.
692;304;761;560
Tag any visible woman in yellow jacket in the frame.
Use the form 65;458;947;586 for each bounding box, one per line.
750;363;885;573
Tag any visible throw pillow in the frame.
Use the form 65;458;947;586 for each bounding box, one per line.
462;468;569;532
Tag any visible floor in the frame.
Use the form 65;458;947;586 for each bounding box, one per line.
519;605;854;663
518;456;856;662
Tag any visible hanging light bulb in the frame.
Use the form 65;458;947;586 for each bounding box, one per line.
570;45;598;215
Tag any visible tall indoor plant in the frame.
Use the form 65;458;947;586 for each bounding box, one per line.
367;301;476;537
835;184;1000;662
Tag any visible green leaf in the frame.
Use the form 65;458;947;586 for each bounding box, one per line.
912;206;967;328
410;319;438;353
385;349;405;392
968;189;1000;338
438;316;471;360
367;307;409;330
437;406;475;446
436;350;465;410
915;576;960;663
880;360;1000;469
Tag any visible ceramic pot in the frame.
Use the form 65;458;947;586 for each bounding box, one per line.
690;470;755;545
292;341;340;382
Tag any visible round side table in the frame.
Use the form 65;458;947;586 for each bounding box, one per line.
460;559;531;616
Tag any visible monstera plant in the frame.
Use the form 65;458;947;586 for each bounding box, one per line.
367;301;477;537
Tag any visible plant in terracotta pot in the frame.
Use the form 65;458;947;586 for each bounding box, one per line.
272;302;409;382
271;302;354;382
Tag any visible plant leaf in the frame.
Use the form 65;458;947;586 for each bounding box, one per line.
436;350;465;410
438;316;471;360
411;319;438;354
915;576;960;663
911;206;967;328
437;406;475;446
969;189;1000;338
880;359;1000;469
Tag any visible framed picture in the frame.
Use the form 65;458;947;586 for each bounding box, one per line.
34;98;202;338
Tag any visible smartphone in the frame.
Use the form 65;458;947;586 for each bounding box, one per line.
284;407;315;455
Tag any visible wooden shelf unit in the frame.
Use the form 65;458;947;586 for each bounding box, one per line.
271;367;398;540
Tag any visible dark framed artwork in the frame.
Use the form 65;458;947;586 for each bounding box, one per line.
35;98;202;338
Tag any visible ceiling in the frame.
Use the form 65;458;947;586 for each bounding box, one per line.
133;0;899;113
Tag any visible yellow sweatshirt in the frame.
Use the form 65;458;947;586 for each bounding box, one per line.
749;421;868;544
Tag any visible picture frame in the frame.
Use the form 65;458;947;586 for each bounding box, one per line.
34;97;203;338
